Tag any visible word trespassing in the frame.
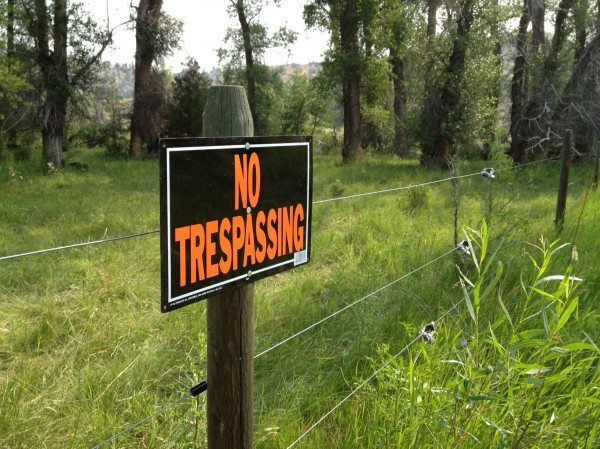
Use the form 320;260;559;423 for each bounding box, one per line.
174;206;305;286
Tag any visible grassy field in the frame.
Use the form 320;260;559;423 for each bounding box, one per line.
0;148;598;448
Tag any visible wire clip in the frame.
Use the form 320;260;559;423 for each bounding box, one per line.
190;381;207;397
481;168;495;179
456;240;471;256
418;321;436;344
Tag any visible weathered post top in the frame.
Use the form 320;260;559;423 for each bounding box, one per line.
203;85;254;138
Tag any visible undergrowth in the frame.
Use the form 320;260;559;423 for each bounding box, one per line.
324;226;599;449
0;148;598;448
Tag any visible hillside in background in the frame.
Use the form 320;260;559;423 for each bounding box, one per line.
101;62;321;100
273;62;321;81
101;62;136;99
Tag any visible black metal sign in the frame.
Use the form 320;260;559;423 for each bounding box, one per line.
159;136;312;312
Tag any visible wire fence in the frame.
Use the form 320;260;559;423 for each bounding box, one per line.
91;382;205;449
253;247;456;359
88;245;459;448
0;158;559;262
286;298;465;448
1;154;585;448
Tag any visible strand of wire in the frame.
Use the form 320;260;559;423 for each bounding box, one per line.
90;392;191;449
314;156;562;206
254;248;455;360
0;230;159;261
493;155;561;173
286;299;464;448
89;381;207;449
1;157;560;261
312;171;483;205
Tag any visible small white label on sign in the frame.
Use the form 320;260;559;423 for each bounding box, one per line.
294;250;308;266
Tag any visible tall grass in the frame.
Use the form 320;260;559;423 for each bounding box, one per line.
326;232;599;449
0;148;598;448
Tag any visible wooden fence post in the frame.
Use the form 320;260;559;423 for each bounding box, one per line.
555;129;572;232
593;139;599;191
203;85;254;449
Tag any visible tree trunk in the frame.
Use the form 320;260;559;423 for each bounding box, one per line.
509;0;530;164
574;0;588;63
388;0;409;157
3;0;17;153
421;0;438;158
293;98;306;135
427;0;437;39
340;0;362;162
516;0;575;158
420;0;474;168
34;0;69;168
7;0;15;57
130;0;163;159
488;0;502;145
529;0;545;54
542;0;575;82
554;31;600;120
25;0;112;166
391;53;408;156
233;0;260;135
571;0;594;153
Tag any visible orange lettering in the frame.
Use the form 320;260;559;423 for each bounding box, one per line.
205;220;219;279
282;206;293;256
248;152;261;207
293;204;305;251
277;207;283;257
234;154;248;210
232;215;245;270
174;226;190;287
190;224;205;283
267;209;277;260
244;213;256;267
219;218;232;274
255;211;266;263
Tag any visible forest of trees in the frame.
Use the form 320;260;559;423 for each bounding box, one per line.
0;0;599;168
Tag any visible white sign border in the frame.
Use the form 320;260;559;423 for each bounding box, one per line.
166;141;312;306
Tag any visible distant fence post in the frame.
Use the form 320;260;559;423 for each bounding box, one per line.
555;129;572;232
447;157;459;246
203;85;254;449
593;139;599;191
